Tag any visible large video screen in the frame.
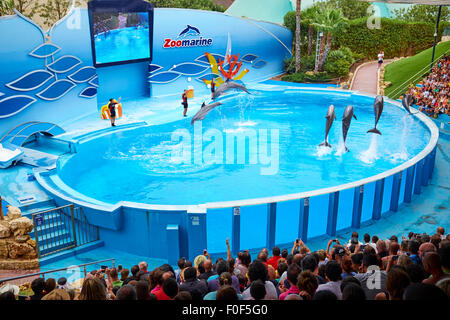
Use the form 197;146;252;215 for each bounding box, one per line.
92;11;151;66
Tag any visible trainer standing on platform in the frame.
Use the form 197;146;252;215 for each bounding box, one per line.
182;89;188;117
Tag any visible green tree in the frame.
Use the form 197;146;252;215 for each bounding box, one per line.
0;0;14;16
295;0;302;72
312;5;348;72
327;0;370;20
394;4;449;24
148;0;224;12
0;0;37;17
34;0;82;27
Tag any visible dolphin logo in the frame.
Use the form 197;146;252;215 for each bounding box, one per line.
212;80;250;100
367;95;384;135
178;25;201;38
342;105;357;152
319;105;337;148
191;101;223;125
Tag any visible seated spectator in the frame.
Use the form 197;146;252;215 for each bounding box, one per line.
312;290;337;301
362;233;377;253
234;251;251;277
351;252;363;273
418;242;437;261
267;246;282;270
56;277;73;291
174;291;192;300
436;277;450;299
355;254;387;300
397;254;413;270
204;272;242;300
406;263;428;283
179;267;207;299
242;260;278;300
175;257;186;282
77;278;107;300
42;289;70;301
120;268;129;282
276;261;288;284
106;267;122;288
116;284;137;300
376;239;388;259
122;265;140;285
198;258;216;282
249;280;266;300
437;227;445;240
44;278;56;295
216;285;238;301
154;277;178;300
376;267;411;300
28;278;45;301
135;280;152;300
403;283;448;300
315;260;343;299
139;261;148;274
342;282;366;301
279;264;301;300
408;240;422;265
0;284;19;300
341;255;356;278
208;260;240;294
149;268;164;293
297;270;318;300
423;252;448;285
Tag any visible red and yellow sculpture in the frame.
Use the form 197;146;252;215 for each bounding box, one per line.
203;52;249;87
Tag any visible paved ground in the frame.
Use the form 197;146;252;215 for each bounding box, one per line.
351;61;380;94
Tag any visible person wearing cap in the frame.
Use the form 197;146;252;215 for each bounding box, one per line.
57;277;73;291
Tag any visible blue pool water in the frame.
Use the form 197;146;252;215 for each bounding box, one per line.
58;88;430;206
94;27;150;64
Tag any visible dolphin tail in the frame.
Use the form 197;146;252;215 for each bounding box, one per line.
367;128;382;135
319;141;332;148
345;146;349;152
353;114;357;120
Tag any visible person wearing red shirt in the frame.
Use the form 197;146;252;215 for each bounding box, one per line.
267;246;282;270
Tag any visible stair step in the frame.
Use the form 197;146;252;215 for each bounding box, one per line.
29;220;69;238
40;240;76;255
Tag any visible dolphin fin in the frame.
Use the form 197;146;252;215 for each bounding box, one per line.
353;114;357;120
345;146;349;152
319;141;332;148
367;128;382;135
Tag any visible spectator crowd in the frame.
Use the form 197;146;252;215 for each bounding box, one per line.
408;54;450;118
0;227;449;301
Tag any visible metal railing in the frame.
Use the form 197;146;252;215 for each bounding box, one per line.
32;204;99;258
0;258;116;284
387;49;450;99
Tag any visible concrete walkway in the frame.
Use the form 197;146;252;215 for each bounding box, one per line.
351;61;380;94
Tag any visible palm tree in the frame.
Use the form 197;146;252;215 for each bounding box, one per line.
312;6;348;72
295;0;302;72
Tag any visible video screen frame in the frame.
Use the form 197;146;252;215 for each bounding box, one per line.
88;0;154;68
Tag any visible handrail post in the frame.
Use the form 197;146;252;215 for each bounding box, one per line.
70;205;77;247
84;266;87;278
32;214;41;259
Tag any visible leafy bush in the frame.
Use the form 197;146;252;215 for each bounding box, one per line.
150;0;225;12
334;18;450;59
323;47;354;77
284;55;316;74
282;72;335;83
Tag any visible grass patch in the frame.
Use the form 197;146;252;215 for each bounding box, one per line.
384;41;450;99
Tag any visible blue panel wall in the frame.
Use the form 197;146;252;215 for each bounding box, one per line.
361;181;376;223
382;175;394;214
307;194;328;238
206;207;231;253
275;199;300;245
336;188;354;231
240;204;267;250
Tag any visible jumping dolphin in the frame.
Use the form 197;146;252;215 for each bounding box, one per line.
401;94;415;115
319;105;337;148
212;80;250;100
342;105;357;152
191;101;223;125
367;95;384;135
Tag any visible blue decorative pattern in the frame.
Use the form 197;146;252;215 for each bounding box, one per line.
5;122;65;146
241;54;259;63
29;43;61;58
148;71;181;84
46;55;82;73
68;66;96;83
149;64;163;73
88;76;99;88
252;60;267;69
195;73;220;82
6;70;55;91
169;63;209;76
0;95;37;119
79;87;97;98
195;53;224;65
36;79;76;101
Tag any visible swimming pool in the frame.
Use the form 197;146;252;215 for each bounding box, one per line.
56;88;430;206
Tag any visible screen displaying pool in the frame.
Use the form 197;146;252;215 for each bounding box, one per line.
92;12;150;65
